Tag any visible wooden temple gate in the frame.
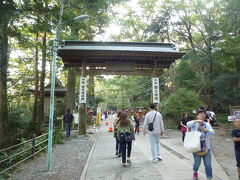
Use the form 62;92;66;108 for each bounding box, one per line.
57;41;185;135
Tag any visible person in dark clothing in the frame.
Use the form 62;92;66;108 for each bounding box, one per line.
180;113;189;142
135;117;140;134
116;112;135;166
131;112;139;134
63;109;74;137
199;105;211;123
232;119;240;179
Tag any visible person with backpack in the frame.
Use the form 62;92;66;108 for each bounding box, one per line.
63;108;74;137
116;111;135;166
142;103;164;163
187;110;214;180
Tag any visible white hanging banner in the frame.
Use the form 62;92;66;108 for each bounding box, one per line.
97;107;101;114
79;77;87;103
152;78;160;103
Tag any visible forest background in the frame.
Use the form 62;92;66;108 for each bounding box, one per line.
0;0;239;147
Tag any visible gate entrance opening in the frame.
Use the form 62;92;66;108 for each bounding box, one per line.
58;40;185;134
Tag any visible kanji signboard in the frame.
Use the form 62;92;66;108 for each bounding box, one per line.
79;77;87;103
152;78;160;103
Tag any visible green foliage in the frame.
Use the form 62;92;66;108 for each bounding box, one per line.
95;75;152;110
175;60;200;90
0;134;48;177
162;88;202;120
213;73;240;111
55;98;65;118
8;105;32;137
86;113;94;125
216;113;229;124
53;128;64;144
114;0;239;113
164;118;179;130
1;0;240;151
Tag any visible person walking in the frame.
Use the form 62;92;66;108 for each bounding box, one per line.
232;119;240;179
63;108;74;138
180;112;189;142
116;112;135;166
113;110;122;157
187;110;214;180
142;103;164;163
135;117;140;134
131;111;140;134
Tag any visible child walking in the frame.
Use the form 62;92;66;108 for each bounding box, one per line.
232;119;240;179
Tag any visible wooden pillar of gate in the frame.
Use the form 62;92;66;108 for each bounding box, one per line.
79;61;87;135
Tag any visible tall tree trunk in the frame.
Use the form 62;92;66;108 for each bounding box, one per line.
38;32;47;126
65;26;79;113
0;23;9;147
32;33;39;124
88;75;95;107
0;0;16;146
236;55;240;73
66;68;76;113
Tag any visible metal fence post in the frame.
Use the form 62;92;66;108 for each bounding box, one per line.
32;134;36;159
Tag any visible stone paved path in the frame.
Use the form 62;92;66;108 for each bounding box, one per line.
81;117;230;180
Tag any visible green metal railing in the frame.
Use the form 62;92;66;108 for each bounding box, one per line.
0;133;48;175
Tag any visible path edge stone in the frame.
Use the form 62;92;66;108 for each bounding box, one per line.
79;134;99;180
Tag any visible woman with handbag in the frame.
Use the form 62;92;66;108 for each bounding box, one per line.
116;112;135;166
180;112;189;142
187;110;214;180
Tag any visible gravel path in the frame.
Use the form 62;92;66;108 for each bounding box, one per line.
9;133;94;180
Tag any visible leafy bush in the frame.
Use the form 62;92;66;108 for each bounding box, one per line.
213;73;240;112
175;60;200;90
162;88;202;122
8;105;32;136
216;113;229;123
87;113;94;125
53;127;64;144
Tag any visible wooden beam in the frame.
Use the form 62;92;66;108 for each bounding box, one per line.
75;68;164;76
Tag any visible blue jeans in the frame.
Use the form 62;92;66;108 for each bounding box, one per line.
235;150;240;167
149;133;160;160
193;150;212;178
66;123;71;137
115;137;121;154
119;133;132;163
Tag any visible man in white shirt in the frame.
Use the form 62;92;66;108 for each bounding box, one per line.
142;104;164;163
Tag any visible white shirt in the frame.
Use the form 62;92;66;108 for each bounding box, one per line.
142;110;164;133
187;120;214;149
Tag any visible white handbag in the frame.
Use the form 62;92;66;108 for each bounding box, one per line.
183;129;202;153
